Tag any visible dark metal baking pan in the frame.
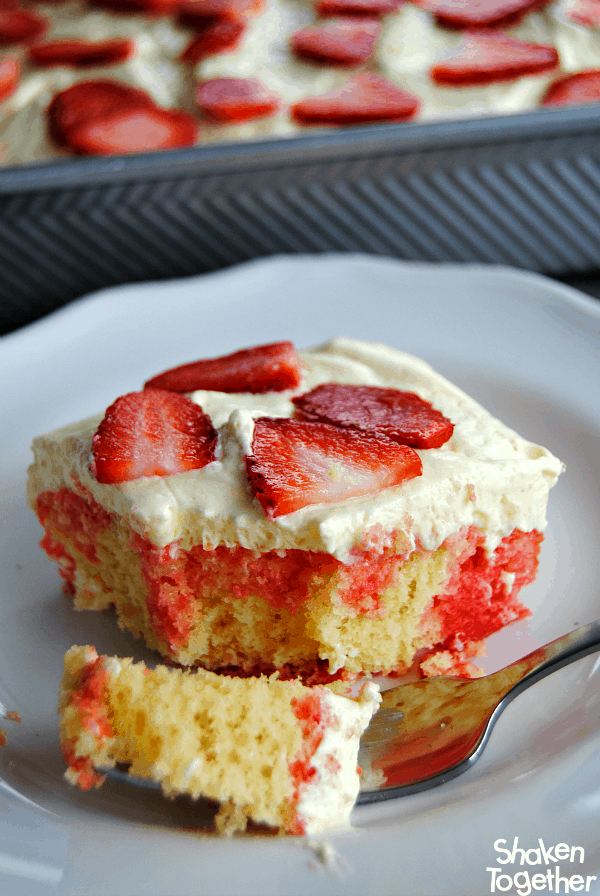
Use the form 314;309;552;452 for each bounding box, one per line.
2;102;600;333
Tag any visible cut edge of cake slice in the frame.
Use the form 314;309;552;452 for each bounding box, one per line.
58;645;380;836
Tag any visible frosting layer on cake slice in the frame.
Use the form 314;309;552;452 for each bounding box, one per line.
29;337;562;559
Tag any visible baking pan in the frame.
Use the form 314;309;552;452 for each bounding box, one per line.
2;102;600;332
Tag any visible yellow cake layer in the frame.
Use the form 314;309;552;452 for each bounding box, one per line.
59;646;378;834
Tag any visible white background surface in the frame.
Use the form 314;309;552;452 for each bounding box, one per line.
1;255;599;896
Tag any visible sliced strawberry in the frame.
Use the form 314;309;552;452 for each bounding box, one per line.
180;18;245;63
291;18;380;66
65;105;200;155
293;383;454;449
0;53;19;102
92;389;218;484
246;417;423;519
145;342;302;394
48;80;155;147
178;0;263;27
89;0;177;14
316;0;402;14
565;0;600;24
430;31;558;86
0;9;46;46
541;70;600;106
292;72;419;125
415;0;551;28
29;38;134;68
195;77;279;121
565;0;600;25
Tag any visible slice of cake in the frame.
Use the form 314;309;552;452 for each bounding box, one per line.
59;645;380;835
29;338;563;682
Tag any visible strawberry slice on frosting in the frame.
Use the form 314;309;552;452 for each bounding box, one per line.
430;31;558;86
541;70;600;106
145;341;303;394
291;17;381;66
293;383;454;449
29;38;134;69
92;389;218;484
196;77;280;122
415;0;551;29
292;73;420;125
245;417;423;519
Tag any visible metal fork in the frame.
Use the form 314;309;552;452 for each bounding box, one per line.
357;618;600;804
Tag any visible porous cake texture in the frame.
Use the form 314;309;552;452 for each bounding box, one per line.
29;338;563;681
59;645;379;834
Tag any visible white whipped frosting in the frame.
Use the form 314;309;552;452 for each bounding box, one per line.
1;0;599;166
27;337;564;563
297;682;380;834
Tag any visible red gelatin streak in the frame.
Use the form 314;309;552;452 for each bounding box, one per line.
70;656;113;738
288;690;331;833
36;487;114;563
132;534;342;652
63;653;113;790
132;534;198;653
62;744;106;790
36;487;541;679
422;527;537;652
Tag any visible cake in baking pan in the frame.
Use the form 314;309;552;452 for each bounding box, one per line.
2;0;600;165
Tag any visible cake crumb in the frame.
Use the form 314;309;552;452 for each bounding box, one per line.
324;679;353;697
359;766;386;791
214;799;249;837
306;838;350;877
419;650;484;679
0;707;22;744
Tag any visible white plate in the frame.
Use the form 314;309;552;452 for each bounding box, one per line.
1;255;600;896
